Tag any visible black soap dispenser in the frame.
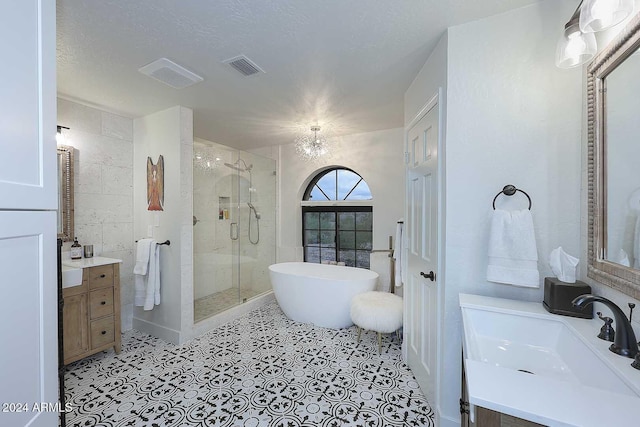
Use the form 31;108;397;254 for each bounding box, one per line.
70;237;82;260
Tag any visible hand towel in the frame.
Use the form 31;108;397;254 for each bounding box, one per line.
370;251;392;292
634;215;640;269
134;240;161;310
486;209;539;288
133;239;153;275
618;248;631;268
393;220;404;287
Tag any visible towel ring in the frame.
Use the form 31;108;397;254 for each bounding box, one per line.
492;185;531;210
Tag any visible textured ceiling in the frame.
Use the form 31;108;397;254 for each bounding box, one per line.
57;0;540;150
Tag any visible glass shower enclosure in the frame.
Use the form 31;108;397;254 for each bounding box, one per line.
193;139;276;322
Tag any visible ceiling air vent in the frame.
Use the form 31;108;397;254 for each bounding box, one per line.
222;55;265;77
138;58;203;89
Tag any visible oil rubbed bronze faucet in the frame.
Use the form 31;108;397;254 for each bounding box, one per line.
572;294;639;358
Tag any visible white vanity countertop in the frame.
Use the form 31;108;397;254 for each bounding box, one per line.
63;256;122;268
460;293;640;427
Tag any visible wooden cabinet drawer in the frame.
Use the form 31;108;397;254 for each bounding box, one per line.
90;316;114;349
89;288;114;319
88;264;114;289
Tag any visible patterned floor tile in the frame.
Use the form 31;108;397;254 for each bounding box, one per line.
64;301;435;427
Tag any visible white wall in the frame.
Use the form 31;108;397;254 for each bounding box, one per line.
275;128;405;263
406;1;584;425
57;98;135;331
405;33;448;127
132;106;193;344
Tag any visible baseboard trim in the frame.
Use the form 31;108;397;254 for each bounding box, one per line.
132;317;181;344
438;407;459;427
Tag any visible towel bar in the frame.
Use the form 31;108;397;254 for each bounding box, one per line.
492;185;531;210
135;239;170;246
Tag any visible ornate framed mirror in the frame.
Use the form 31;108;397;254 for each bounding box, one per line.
57;145;74;241
587;12;640;300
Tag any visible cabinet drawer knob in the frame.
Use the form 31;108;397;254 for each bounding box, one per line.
100;301;106;305
100;274;106;278
101;331;106;335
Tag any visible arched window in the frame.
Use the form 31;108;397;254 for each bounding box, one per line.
302;168;373;268
303;168;372;201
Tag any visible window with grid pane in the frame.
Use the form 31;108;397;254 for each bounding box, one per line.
305;168;372;201
302;168;372;268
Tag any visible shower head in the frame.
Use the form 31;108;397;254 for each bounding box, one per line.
224;158;252;172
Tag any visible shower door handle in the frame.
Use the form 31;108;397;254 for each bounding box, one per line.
230;222;239;240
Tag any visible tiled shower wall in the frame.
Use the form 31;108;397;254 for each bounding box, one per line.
57;98;135;331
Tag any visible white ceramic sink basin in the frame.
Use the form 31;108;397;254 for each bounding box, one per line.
61;264;83;288
463;306;636;396
460;294;640;427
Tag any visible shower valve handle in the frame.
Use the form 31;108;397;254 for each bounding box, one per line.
230;222;239;240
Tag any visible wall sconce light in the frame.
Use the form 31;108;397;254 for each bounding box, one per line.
580;0;633;33
56;125;70;145
556;0;633;69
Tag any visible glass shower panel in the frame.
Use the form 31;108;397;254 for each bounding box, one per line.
193;139;275;323
193;140;240;322
237;151;276;297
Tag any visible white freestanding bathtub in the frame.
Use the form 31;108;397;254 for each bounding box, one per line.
268;262;378;329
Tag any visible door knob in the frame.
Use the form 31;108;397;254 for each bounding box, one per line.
420;271;436;281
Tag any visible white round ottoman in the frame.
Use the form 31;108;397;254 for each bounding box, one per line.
350;291;403;353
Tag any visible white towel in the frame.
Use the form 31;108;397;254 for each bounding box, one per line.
486;209;539;288
370;252;392;292
393;220;404;287
634;215;640;269
134;240;161;310
618;248;631;268
133;239;153;275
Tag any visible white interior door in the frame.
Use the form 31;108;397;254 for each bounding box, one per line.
0;0;56;210
0;2;57;426
405;99;439;407
0;211;57;426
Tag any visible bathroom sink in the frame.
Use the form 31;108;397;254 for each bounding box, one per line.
462;305;636;396
460;294;640;427
61;264;83;288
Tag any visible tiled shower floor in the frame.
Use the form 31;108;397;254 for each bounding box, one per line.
194;287;265;322
64;301;435;427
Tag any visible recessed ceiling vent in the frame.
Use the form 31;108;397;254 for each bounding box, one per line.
138;58;203;89
222;55;265;77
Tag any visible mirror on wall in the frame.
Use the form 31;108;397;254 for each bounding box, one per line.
57;145;74;241
587;12;640;300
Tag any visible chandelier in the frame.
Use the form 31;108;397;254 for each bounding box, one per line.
295;125;331;161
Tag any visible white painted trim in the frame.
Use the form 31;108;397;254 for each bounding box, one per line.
133;317;182;344
405;91;440;134
300;200;374;207
438;408;459;427
435;86;447;425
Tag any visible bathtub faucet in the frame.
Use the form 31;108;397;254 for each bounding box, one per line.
572;294;639;358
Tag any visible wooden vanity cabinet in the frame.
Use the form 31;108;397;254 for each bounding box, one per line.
62;262;121;365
